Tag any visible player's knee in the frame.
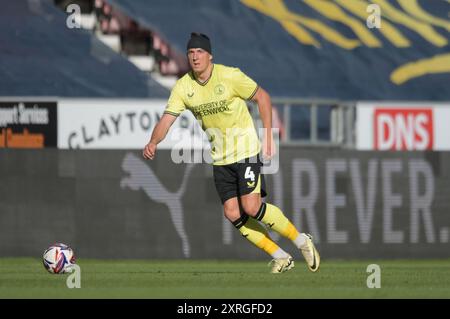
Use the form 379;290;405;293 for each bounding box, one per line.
223;208;241;222
223;199;241;222
241;201;260;217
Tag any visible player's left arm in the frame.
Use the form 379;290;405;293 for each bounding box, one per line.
251;87;275;159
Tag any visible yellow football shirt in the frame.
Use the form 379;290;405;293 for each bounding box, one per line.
164;64;260;165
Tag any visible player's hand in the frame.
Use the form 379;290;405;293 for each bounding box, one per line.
262;132;276;160
143;142;157;160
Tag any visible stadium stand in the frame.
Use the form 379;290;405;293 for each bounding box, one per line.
49;0;449;143
103;0;450;100
0;0;169;97
4;0;450;141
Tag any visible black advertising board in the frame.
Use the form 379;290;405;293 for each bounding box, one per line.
0;102;57;148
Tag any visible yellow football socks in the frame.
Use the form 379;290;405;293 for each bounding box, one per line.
232;214;289;258
254;202;300;242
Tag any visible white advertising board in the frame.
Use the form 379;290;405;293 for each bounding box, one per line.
356;102;450;150
58;99;208;149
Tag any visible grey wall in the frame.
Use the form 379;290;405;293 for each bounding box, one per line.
1;149;449;259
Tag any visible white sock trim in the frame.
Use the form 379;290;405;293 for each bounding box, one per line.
271;248;291;259
293;233;307;249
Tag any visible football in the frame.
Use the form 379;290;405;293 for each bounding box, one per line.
42;243;76;274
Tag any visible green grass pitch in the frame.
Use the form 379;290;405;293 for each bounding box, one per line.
1;258;449;298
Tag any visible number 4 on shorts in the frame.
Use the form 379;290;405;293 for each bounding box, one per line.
245;166;255;182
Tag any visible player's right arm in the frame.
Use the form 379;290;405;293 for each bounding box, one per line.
143;113;178;160
143;81;186;160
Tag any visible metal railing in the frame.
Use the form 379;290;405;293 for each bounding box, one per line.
248;98;356;148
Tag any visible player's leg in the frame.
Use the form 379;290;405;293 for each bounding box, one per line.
240;192;298;241
223;197;291;258
241;193;320;272
213;164;292;273
238;157;320;272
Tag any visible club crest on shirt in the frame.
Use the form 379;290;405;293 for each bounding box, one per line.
214;84;225;95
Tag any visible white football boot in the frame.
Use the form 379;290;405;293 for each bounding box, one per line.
300;233;320;272
268;255;294;274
